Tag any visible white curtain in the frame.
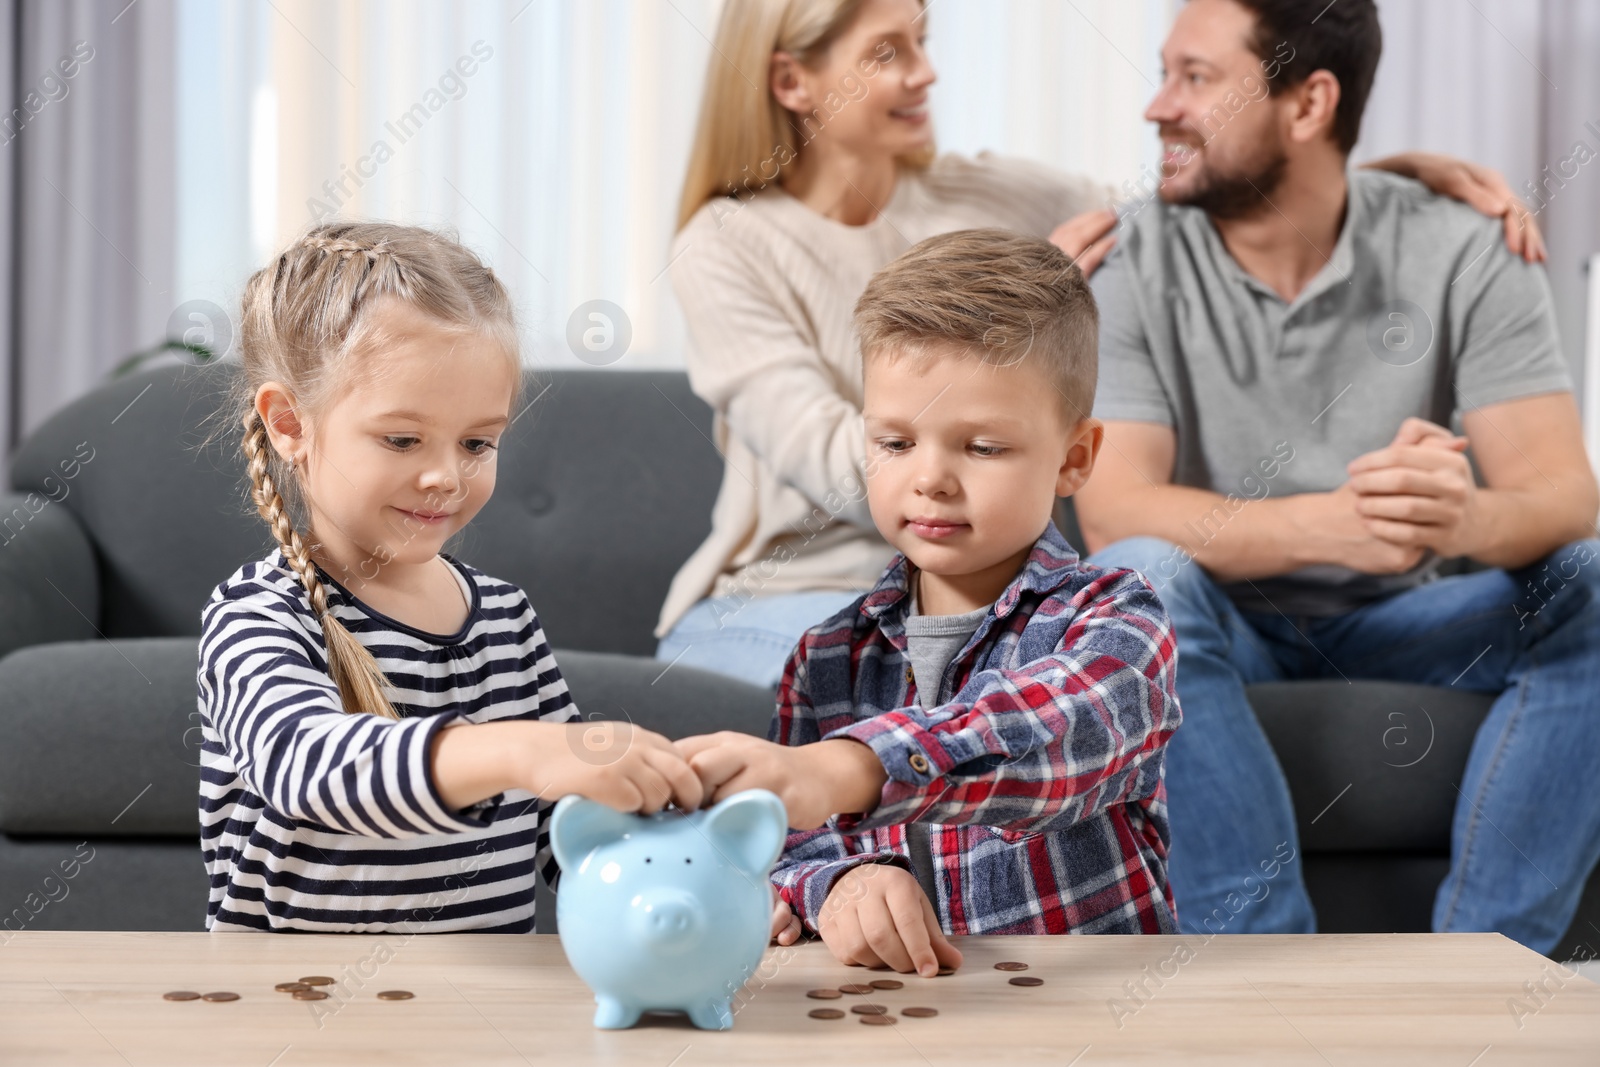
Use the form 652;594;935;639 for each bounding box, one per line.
1;0;175;463
5;0;1598;470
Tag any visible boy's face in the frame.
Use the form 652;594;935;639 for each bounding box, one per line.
862;343;1101;589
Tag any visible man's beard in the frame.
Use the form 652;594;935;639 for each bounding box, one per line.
1163;140;1289;220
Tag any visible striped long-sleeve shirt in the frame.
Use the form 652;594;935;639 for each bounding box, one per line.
197;548;576;933
770;522;1182;936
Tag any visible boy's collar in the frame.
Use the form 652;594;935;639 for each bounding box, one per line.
860;521;1082;623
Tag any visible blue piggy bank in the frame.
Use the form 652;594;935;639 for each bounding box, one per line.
549;788;788;1030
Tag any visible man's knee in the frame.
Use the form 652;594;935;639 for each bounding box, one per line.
1091;536;1209;597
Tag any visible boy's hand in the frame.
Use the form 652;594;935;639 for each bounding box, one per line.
522;721;704;814
816;863;963;977
674;733;888;830
771;886;801;946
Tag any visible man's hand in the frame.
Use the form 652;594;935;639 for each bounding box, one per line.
816;863;963;977
1346;417;1480;558
1049;208;1118;276
674;733;888;830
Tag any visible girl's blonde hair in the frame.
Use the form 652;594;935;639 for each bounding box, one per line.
676;0;932;231
227;221;521;719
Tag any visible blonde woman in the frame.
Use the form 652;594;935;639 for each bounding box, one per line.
655;0;1546;689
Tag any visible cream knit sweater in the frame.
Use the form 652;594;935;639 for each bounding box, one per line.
656;152;1112;637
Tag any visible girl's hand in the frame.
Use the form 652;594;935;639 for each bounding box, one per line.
523;721;704;814
1361;152;1546;263
817;863;962;977
1049;208;1119;276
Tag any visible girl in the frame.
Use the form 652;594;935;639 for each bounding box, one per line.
197;222;703;933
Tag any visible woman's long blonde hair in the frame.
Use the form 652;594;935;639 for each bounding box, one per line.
676;0;932;231
227;221;521;719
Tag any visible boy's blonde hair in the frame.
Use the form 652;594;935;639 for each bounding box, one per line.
676;0;934;232
227;221;520;720
853;228;1099;421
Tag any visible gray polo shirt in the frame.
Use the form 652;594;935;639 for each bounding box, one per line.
1091;170;1572;616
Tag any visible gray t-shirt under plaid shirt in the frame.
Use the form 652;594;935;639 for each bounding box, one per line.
901;587;992;907
1091;170;1572;616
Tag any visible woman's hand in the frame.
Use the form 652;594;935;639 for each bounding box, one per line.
1049;207;1119;277
1362;152;1545;263
521;721;705;814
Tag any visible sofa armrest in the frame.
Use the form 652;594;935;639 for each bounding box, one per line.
0;491;99;660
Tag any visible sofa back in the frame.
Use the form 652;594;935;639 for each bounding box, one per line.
6;362;723;655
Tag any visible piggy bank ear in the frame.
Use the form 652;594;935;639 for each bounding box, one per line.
702;789;788;876
548;795;637;872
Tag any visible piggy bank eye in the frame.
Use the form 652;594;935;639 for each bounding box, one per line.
684;857;692;864
644;857;652;864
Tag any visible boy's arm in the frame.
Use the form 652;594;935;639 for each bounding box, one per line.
822;567;1181;837
767;645;906;933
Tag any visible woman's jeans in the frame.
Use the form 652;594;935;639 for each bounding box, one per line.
1088;536;1600;954
656;590;861;690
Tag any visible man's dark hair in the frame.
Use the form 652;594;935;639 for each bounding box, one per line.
1228;0;1382;154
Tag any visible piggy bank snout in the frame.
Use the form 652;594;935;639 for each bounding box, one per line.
631;889;704;949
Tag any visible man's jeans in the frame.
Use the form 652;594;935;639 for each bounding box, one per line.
1088;536;1600;954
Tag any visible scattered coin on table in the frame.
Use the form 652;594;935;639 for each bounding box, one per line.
293;990;329;1001
902;1006;939;1018
859;1013;897;1026
869;979;903;990
274;982;309;994
994;961;1029;971
1008;976;1044;987
850;1004;889;1015
200;992;240;1002
299;975;335;986
376;990;414;1001
808;1007;845;1020
806;988;843;1000
838;983;875;995
162;991;200;1001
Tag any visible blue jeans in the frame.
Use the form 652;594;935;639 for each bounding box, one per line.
1088;536;1600;953
655;590;861;690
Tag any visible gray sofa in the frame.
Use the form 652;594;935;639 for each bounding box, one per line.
2;362;1595;957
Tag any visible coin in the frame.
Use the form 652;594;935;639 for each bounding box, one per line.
162;991;200;1001
838;983;875;995
376;990;414;1000
274;982;309;994
808;1007;845;1020
994;961;1029;971
860;1013;898;1026
1008;976;1044;987
850;1003;889;1015
869;979;903;990
293;989;329;1001
806;988;843;1000
299;975;335;986
200;991;239;1002
935;967;956;976
902;1006;939;1017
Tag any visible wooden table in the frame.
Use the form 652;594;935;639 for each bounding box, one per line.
2;931;1595;1065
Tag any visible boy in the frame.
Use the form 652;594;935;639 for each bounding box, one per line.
677;229;1181;976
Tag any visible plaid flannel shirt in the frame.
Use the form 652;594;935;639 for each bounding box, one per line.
770;522;1182;935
